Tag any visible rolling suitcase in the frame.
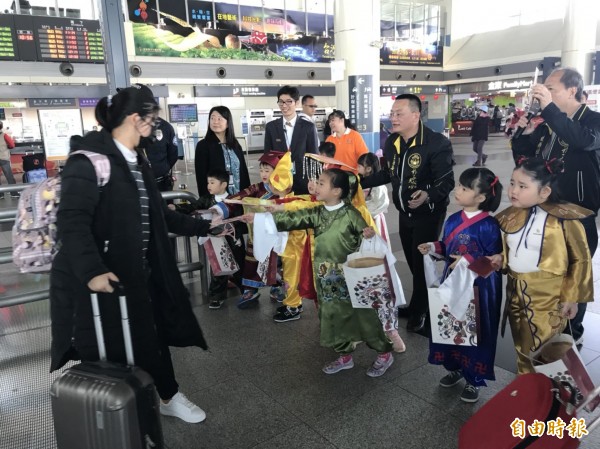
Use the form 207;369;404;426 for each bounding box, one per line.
459;373;600;449
50;289;164;449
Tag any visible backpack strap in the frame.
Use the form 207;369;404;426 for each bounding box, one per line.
70;150;111;187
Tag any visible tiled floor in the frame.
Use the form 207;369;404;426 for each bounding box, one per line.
1;134;600;448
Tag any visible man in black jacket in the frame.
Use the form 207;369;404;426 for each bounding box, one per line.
512;67;600;345
264;85;317;194
362;94;455;333
141;117;179;192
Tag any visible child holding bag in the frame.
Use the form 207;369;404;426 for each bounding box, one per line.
418;168;503;403
494;157;593;375
244;169;394;377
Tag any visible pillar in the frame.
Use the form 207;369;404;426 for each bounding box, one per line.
98;0;131;92
562;0;598;84
333;0;381;152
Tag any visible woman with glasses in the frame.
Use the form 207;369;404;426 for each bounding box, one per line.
50;84;213;424
195;106;250;197
325;110;369;174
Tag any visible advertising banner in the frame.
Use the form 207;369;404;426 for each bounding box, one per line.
130;0;334;63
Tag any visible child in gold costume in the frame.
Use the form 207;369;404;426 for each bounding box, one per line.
493;157;593;374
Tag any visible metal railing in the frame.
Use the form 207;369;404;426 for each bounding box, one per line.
0;189;210;308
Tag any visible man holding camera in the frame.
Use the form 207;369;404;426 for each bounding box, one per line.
511;67;600;346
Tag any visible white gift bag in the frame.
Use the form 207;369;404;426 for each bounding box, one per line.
530;333;599;411
343;236;406;309
428;286;479;347
203;236;239;276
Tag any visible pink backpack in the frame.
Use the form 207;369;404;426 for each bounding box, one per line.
12;150;111;274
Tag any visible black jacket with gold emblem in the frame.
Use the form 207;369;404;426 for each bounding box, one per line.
511;103;600;214
362;121;454;216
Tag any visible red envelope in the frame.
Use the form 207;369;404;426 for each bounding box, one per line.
467;257;496;278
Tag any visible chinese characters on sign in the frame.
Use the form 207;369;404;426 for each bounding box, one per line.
510;417;588;440
348;75;374;133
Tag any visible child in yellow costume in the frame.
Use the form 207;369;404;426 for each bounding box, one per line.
493;157;593;374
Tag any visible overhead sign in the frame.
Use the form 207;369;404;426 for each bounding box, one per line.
349;75;374;133
194;85;335;98
0;101;27;108
450;78;533;94
28;98;77;107
78;98;101;107
380;85;446;96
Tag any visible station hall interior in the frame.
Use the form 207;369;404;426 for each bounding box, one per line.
2;0;600;448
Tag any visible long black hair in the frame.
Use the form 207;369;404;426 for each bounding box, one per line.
357;152;382;175
515;156;564;204
321;168;350;200
205;105;239;148
459;167;503;212
328;110;356;131
95;84;158;132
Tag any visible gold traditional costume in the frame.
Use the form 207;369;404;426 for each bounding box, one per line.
496;202;593;373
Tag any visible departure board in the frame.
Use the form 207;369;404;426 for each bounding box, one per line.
0;15;18;60
169;104;198;123
36;17;103;63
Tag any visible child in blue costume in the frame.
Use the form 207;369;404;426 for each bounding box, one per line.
418;168;503;403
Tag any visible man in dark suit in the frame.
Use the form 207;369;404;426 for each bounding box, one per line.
264;85;317;194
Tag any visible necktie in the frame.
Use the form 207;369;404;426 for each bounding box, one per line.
284;122;292;148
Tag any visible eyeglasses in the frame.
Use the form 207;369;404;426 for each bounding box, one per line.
277;100;295;106
143;115;159;127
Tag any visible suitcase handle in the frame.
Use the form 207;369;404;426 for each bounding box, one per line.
90;284;135;366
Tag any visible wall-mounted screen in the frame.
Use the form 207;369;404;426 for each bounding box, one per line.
168;104;198;123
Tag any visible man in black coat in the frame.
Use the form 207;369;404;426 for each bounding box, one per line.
362;94;455;333
511;67;600;345
264;85;318;194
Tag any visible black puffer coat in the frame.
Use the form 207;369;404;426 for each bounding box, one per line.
50;130;209;372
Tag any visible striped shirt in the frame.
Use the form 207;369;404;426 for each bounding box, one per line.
127;162;151;258
113;139;151;259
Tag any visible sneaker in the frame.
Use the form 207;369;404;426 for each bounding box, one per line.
273;306;301;322
386;330;406;353
237;289;259;309
270;285;286;302
439;370;464;388
322;355;354;374
160;392;206;423
482;154;488;165
574;334;584;347
460;383;480;403
209;299;223;309
472;160;483;167
10;192;20;198
276;304;303;314
366;353;394;377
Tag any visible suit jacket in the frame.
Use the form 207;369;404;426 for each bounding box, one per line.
264;117;317;194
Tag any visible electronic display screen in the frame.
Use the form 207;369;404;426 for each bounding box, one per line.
35;17;103;63
0;15;104;63
0;15;18;60
168;104;198;123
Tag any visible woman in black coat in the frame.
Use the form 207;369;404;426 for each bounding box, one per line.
194;106;250;197
50;85;213;424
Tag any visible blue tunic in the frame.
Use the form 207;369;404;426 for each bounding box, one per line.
428;210;502;387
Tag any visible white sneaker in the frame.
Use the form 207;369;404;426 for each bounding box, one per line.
160;392;206;423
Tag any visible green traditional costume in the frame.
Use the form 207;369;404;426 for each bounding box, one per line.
273;203;392;354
